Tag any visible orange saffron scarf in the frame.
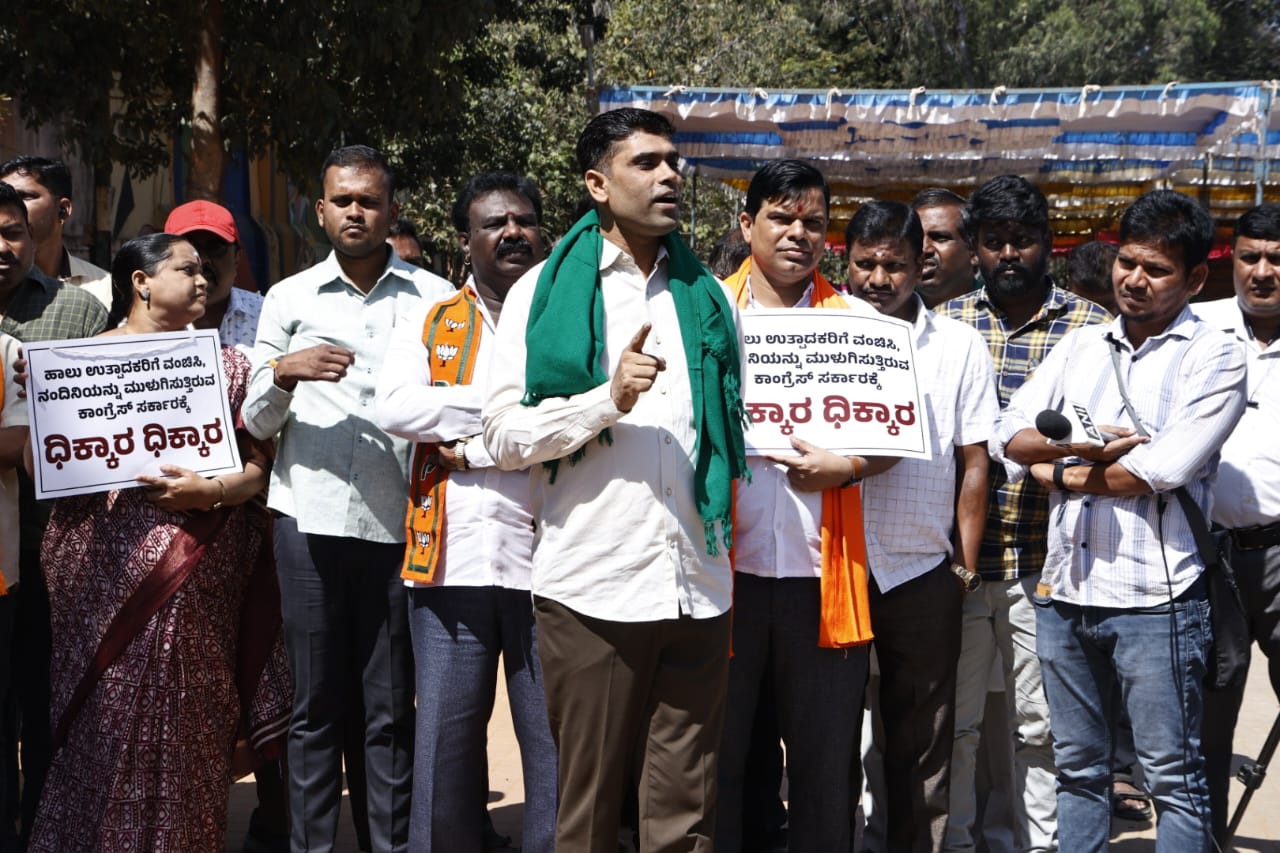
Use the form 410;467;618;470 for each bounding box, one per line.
724;257;873;647
402;288;482;584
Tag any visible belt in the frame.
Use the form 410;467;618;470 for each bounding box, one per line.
1226;520;1280;551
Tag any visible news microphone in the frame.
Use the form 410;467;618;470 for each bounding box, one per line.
1035;403;1117;447
1034;410;1072;442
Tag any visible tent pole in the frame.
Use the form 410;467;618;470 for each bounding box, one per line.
690;167;699;250
1258;84;1274;206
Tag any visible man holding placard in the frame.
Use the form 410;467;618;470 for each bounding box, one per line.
716;161;898;853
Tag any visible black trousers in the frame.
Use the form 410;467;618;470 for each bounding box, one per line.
716;574;870;853
869;559;963;853
274;516;415;853
1202;538;1280;843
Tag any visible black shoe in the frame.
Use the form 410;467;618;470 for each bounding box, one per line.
483;822;514;850
243;807;290;853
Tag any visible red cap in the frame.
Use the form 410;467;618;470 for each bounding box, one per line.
164;200;239;244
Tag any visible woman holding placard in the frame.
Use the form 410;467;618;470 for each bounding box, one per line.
27;233;290;853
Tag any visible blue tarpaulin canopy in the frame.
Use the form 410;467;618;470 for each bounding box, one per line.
601;81;1280;243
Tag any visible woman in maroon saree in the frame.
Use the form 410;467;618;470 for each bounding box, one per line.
28;234;291;852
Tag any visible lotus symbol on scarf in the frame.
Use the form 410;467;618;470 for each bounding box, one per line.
435;343;459;366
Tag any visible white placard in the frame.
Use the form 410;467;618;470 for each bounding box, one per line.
25;330;243;499
742;309;931;459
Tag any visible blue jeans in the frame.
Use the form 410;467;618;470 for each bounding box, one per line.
408;586;557;853
1035;591;1212;853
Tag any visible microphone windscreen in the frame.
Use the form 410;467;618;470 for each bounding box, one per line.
1035;409;1072;441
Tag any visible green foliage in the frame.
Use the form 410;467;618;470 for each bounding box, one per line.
223;0;501;190
0;0;499;185
597;0;858;88
0;1;194;172
846;0;1280;88
397;0;592;272
4;0;1277;276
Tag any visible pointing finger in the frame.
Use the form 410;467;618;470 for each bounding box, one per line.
626;323;652;354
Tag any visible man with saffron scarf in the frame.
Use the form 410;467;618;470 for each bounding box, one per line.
716;160;887;853
375;172;557;853
848;201;997;852
483;108;749;852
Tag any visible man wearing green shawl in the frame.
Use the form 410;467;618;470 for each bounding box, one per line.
483;108;749;852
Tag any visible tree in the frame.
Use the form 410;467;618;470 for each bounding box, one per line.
399;0;886;268
844;0;1280;89
396;0;593;276
8;0;1276;273
0;0;503;254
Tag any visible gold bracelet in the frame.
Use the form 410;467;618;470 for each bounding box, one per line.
210;477;226;510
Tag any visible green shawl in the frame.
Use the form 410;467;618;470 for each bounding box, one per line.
521;210;749;554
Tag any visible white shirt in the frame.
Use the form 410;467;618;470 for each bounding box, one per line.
244;250;454;542
0;334;28;591
1192;297;1280;529
63;253;112;310
218;287;265;352
992;307;1247;607
860;297;999;591
733;279;877;580
375;284;534;589
483;240;740;622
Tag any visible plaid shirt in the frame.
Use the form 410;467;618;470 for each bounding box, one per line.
0;267;108;343
1;267;109;545
939;282;1111;580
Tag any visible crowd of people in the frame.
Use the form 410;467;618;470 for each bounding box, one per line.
0;104;1275;853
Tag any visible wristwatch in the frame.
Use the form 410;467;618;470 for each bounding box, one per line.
455;435;472;472
951;563;981;593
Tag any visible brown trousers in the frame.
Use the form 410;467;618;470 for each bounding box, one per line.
534;597;731;853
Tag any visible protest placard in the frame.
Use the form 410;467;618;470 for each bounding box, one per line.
741;308;931;459
25;329;243;499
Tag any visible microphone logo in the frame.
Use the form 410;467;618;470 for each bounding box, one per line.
1070;403;1104;444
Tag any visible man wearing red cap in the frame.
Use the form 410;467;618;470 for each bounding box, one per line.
164;200;288;851
164;200;263;350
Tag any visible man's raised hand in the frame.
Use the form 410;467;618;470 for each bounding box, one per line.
610;323;666;413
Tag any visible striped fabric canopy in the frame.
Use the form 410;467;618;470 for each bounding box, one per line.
602;81;1280;244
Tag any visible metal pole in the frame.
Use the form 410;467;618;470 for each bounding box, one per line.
1224;708;1280;847
689;167;698;250
1257;84;1274;207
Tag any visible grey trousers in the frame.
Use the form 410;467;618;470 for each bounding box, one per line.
407;585;557;853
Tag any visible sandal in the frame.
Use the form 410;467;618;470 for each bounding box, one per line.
1111;782;1154;821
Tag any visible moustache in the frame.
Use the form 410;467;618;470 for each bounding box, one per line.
995;262;1029;278
495;238;534;259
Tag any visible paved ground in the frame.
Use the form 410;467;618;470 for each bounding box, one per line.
226;651;1279;852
